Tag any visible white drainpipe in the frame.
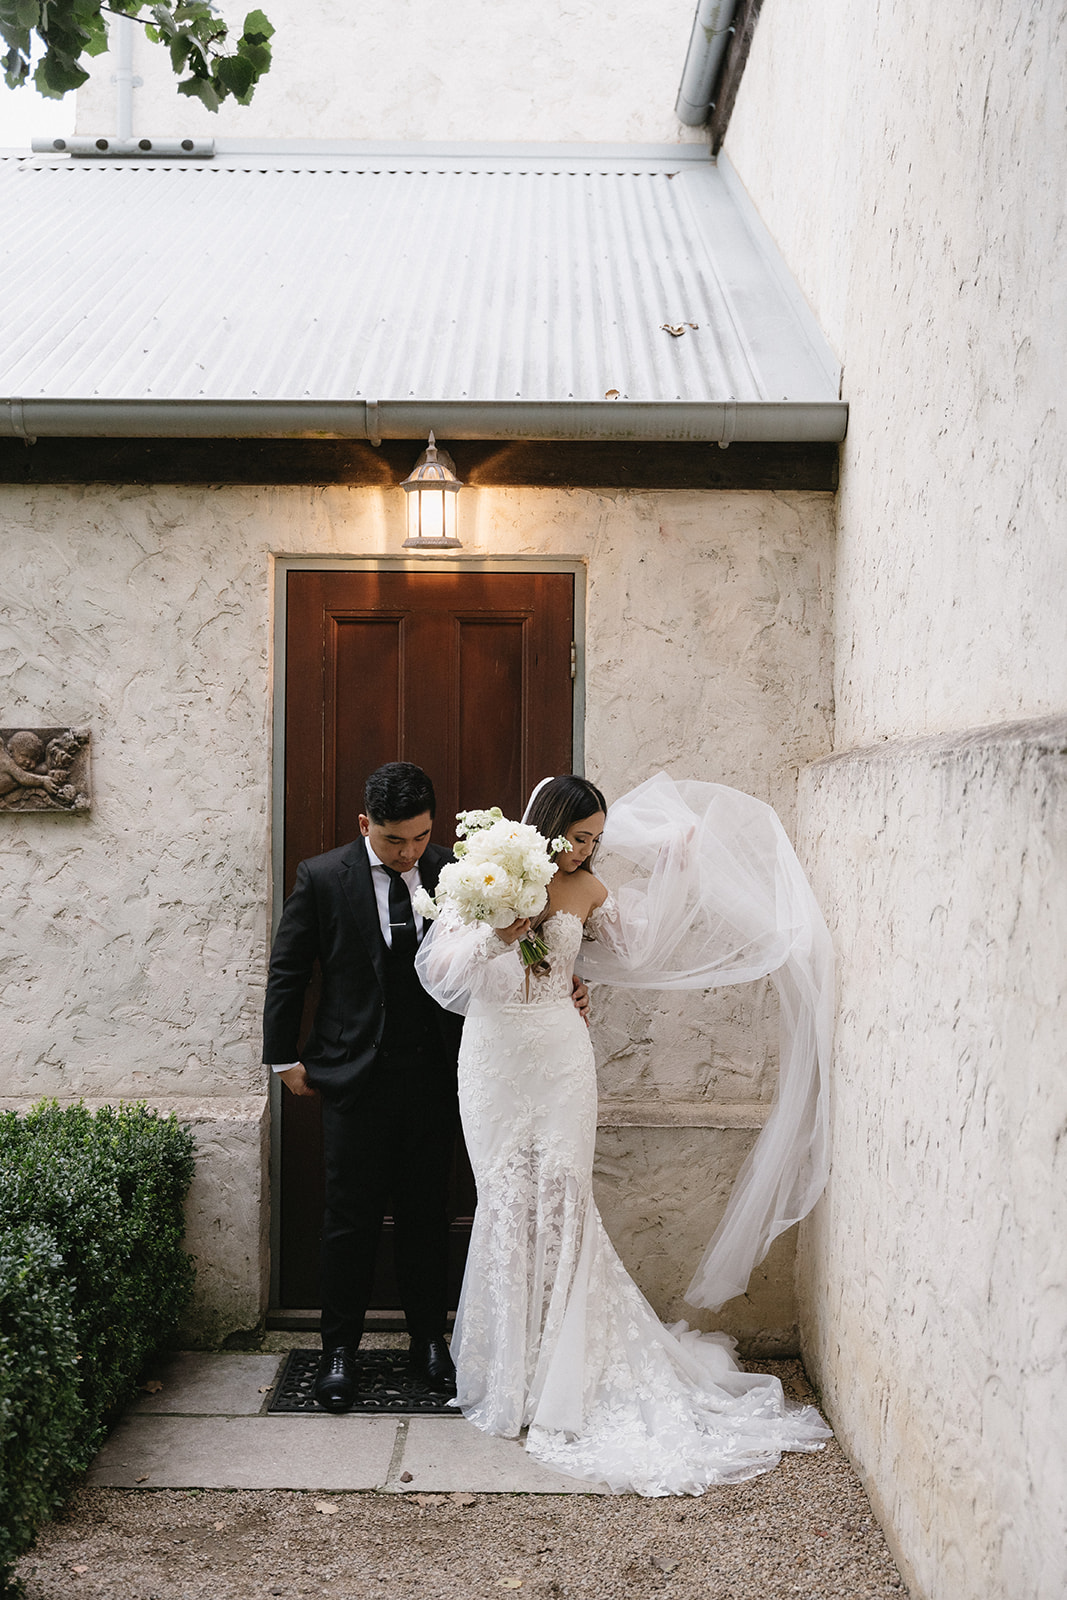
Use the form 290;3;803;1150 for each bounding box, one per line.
675;0;739;126
113;13;137;139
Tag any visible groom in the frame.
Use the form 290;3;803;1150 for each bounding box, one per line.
263;762;464;1411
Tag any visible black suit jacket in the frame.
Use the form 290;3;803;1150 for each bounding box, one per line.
262;838;462;1101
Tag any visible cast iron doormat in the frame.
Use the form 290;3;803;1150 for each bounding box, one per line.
268;1349;463;1416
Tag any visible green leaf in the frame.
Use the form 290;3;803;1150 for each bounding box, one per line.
1;43;30;87
175;0;217;22
182;36;208;74
82;8;108;56
34;48;89;94
242;8;272;41
235;35;268;72
177;69;217;110
150;3;178;40
0;17;29;50
215;50;252;96
0;0;275;109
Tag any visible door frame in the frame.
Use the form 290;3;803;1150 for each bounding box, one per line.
267;554;588;1313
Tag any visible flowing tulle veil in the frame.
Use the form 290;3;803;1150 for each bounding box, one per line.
527;771;833;1313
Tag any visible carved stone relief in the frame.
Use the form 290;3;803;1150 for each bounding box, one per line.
0;727;91;812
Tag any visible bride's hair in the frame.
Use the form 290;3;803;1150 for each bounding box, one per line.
526;775;607;872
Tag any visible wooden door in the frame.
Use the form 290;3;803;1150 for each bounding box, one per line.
277;568;575;1310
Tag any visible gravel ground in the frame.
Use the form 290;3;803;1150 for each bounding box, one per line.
15;1358;910;1600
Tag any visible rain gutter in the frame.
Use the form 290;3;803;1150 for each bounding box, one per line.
675;0;739;126
0;398;847;444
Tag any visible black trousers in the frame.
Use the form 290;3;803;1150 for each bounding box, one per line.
319;1046;457;1349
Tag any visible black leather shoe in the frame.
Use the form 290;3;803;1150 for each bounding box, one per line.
409;1334;456;1396
313;1345;359;1413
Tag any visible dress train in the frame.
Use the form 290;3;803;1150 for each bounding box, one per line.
424;909;830;1496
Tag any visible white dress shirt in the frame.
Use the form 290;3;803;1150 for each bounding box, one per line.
363;835;427;949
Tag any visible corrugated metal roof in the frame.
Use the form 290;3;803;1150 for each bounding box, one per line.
0;144;844;440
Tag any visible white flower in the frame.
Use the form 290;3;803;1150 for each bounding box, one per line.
418;808;564;932
412;885;439;921
455;806;504;838
511;881;547;917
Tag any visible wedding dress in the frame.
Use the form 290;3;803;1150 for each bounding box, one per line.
416;789;833;1495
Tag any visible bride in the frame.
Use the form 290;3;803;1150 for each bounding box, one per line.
415;773;833;1496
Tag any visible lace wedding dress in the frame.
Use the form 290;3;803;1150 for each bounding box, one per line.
418;900;830;1496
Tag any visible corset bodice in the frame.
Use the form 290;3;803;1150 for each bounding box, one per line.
522;911;585;1005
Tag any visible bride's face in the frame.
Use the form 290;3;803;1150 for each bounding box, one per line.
556;810;606;872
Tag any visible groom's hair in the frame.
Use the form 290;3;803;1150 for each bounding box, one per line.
364;762;436;823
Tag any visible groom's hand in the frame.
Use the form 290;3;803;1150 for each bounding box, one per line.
571;977;590;1023
279;1063;318;1098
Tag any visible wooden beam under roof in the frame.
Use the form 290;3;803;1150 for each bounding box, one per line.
0;437;837;491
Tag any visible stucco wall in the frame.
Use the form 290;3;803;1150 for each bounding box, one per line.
725;3;1067;1596
1;480;834;1344
797;724;1067;1600
73;1;704;146
727;0;1067;747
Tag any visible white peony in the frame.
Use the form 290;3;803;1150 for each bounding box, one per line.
416;809;571;948
434;856;518;928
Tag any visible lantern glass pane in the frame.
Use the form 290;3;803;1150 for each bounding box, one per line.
406;490;421;543
420;487;446;541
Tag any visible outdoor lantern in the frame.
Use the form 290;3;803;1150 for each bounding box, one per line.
401;432;463;548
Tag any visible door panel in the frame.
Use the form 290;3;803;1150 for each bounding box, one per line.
278;568;575;1310
331;617;403;849
456;619;526;807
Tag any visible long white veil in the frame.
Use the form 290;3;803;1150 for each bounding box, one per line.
572;773;833;1313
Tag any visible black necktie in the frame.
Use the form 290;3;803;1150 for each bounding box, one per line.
385;868;417;960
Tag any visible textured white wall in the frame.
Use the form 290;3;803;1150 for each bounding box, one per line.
74;1;704;146
727;0;1067;746
0;480;834;1341
725;3;1067;1596
797;726;1067;1600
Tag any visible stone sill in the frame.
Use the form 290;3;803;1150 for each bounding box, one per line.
597;1099;769;1129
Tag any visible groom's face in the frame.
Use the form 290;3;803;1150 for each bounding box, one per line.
360;810;433;873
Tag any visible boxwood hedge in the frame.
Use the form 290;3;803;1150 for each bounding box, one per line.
0;1225;83;1587
0;1102;195;1593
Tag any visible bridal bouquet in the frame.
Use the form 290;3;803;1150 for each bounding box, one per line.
413;807;571;968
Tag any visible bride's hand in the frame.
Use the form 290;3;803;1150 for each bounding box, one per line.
495;916;531;946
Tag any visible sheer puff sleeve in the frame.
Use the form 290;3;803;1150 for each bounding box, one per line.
415;905;525;1017
575;773;834;1313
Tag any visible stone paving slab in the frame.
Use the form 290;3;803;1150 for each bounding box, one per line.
131;1351;285;1415
88;1353;602;1494
88;1414;399;1490
397;1416;602;1494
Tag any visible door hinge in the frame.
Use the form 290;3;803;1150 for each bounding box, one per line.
570;641;577;680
